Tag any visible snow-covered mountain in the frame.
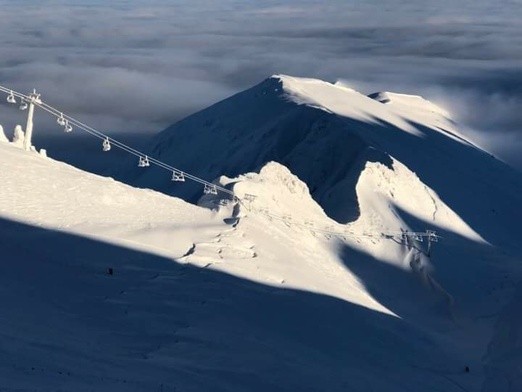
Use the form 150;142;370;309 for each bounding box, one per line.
1;74;521;391
123;75;521;252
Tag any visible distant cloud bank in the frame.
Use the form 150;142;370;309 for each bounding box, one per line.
0;0;520;169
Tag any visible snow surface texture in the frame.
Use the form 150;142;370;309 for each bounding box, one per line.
1;75;522;391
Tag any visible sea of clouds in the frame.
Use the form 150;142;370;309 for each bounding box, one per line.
0;0;520;169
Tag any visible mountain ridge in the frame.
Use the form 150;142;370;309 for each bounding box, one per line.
120;74;521;251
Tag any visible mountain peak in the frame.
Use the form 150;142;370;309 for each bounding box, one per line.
270;74;360;95
368;91;451;118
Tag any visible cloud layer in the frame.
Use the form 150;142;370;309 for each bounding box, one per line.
0;0;521;169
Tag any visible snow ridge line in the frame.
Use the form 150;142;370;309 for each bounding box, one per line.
0;84;440;245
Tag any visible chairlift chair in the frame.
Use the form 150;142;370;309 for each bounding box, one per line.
19;100;28;111
102;138;111;152
64;120;73;133
57;114;66;127
138;156;150;167
172;170;185;182
7;92;16;104
204;184;218;195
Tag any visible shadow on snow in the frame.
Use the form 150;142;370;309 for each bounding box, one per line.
0;215;470;392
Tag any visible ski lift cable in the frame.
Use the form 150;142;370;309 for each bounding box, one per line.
59;101;417;237
0;85;438;242
39;101;234;195
0;85;233;196
1;88;234;197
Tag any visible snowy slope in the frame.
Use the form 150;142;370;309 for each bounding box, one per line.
0;139;475;391
2;73;522;391
0;137;512;392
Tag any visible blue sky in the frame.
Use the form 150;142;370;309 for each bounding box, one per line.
0;0;521;168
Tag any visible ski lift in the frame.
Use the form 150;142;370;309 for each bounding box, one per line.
7;91;16;104
57;114;66;126
203;184;217;195
102;138;111;152
138;156;150;167
64;120;73;133
171;170;185;182
19;99;28;111
413;234;424;242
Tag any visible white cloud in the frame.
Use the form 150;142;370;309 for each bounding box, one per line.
0;0;520;168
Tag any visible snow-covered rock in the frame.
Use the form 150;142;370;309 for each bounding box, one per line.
11;124;24;147
0;124;8;143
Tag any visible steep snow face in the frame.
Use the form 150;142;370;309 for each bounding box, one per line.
119;74;522;252
354;159;484;244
